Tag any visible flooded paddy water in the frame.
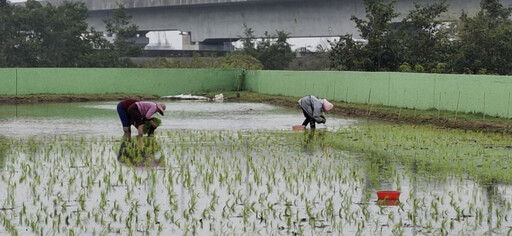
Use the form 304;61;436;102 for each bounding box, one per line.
1;100;512;235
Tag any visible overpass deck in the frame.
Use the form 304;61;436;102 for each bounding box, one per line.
38;0;499;50
42;0;298;11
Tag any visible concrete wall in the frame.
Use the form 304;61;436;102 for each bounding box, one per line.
2;68;241;96
244;70;512;118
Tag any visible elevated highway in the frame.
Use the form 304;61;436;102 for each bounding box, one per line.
40;0;497;50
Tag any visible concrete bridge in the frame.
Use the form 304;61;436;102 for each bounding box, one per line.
40;0;496;50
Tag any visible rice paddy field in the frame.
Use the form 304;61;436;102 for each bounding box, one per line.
1;100;512;235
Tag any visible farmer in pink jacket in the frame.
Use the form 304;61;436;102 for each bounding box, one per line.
127;101;166;138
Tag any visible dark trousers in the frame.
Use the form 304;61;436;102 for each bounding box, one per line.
127;103;144;127
301;108;316;129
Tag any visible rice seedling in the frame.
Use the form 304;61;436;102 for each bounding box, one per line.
1;117;512;235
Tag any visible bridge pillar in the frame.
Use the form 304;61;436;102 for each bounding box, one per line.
198;39;235;51
181;31;235;51
132;31;150;47
181;32;199;50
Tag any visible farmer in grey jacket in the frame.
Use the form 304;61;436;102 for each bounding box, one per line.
298;95;334;129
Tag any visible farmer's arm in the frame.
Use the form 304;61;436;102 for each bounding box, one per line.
139;102;158;120
311;100;326;123
136;124;144;138
313;115;326;124
147;118;159;128
145;107;157;119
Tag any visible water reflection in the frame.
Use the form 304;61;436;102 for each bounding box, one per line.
117;137;163;167
483;179;509;236
0;138;6;169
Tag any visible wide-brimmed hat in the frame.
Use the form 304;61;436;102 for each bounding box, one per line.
322;99;334;112
156;103;166;116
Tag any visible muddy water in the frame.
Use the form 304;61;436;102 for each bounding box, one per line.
1;101;511;235
0;100;358;138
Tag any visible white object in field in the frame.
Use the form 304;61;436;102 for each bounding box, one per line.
214;93;224;101
161;94;209;100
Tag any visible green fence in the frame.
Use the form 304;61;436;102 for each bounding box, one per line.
2;68;512;118
0;68;242;96
244;70;512;118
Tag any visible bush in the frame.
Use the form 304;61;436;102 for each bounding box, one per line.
220;52;263;70
399;62;412;72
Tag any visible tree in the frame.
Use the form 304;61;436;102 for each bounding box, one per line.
351;0;401;71
32;1;95;67
452;0;512;75
397;0;451;72
0;0;15;66
220;51;263;70
0;0;122;67
256;30;295;70
240;24;258;58
239;25;294;70
103;4;143;61
328;35;366;71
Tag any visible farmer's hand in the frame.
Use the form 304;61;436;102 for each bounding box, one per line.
147;126;156;137
318;115;326;124
149;119;159;129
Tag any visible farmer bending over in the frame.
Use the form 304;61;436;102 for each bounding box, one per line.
117;98;140;139
127;101;166;138
298;95;334;129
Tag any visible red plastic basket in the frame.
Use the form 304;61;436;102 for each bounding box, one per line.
376;191;401;200
292;125;305;130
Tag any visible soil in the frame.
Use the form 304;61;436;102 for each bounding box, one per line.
1;93;511;134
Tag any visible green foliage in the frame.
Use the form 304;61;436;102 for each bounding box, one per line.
256;30;296;70
240;26;295;70
189;53;221;68
103;4;143;61
430;63;448;73
143;117;162;134
287;53;330;71
240;24;258;58
451;0;512;75
0;138;6;167
138;54;222;69
398;62;412;72
350;0;401;71
397;0;451;72
413;64;425;72
220;52;263;70
328;0;512;75
118;138;161;166
329;0;401;71
477;68;488;74
138;58;173;68
328;35;365;71
0;0;135;67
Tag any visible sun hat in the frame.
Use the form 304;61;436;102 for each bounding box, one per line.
322;99;334;112
156;103;166;116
